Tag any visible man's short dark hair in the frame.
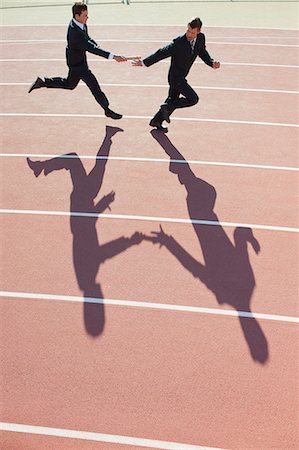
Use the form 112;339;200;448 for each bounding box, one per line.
188;17;202;29
72;1;87;18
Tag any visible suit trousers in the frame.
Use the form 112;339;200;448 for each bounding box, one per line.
44;67;109;110
152;78;199;122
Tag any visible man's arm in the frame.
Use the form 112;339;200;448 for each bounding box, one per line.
132;41;174;67
150;225;206;281
99;232;145;263
198;34;220;69
94;191;115;214
78;32;126;61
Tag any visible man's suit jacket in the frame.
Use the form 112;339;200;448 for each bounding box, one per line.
66;20;110;71
143;33;214;82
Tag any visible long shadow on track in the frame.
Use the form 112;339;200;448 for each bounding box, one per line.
151;129;269;364
27;125;144;337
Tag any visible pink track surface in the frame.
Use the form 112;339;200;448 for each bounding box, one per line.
1;23;298;450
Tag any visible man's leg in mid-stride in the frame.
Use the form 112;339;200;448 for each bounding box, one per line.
165;80;199;117
149;83;180;132
28;69;80;92
81;69;122;120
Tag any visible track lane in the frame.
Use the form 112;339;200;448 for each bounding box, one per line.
2;85;298;125
1;117;297;168
1;24;298;41
1;150;298;227
1;214;298;317
1;40;298;66
1;60;298;92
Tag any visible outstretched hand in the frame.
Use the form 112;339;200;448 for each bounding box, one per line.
131;59;143;67
150;225;171;248
129;231;145;244
113;55;127;62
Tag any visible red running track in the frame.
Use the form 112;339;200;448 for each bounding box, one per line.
1;23;298;450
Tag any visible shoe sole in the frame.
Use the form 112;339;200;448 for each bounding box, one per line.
149;123;168;133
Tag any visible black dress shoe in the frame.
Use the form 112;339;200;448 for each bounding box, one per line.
28;77;45;93
105;108;122;120
160;104;170;123
149;119;168;133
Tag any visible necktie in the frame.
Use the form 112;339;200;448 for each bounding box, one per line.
190;39;195;53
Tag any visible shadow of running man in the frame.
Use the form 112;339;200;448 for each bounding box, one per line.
27;126;144;337
150;130;268;363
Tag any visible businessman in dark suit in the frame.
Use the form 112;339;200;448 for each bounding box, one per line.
132;17;220;131
29;2;126;119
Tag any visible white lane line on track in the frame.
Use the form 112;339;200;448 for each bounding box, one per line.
1;153;298;172
1;113;298;128
2;36;297;41
0;422;222;450
0;58;298;68
1;82;298;95
1;23;298;30
1;209;298;233
1;291;299;324
1;38;298;48
221;61;298;68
